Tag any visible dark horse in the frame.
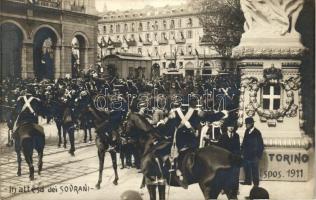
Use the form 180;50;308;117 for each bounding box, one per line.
13;95;46;181
15;124;45;181
84;101;125;189
125;112;242;200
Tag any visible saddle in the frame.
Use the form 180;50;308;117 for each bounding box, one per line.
14;123;45;140
148;140;196;189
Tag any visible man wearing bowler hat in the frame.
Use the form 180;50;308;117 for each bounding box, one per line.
241;117;264;186
218;117;240;198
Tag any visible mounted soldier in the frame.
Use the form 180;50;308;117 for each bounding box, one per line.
158;96;228;189
12;88;46;180
13;89;44;135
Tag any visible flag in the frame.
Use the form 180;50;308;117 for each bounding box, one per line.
180;32;184;40
195;49;199;56
123;35;128;43
108;37;113;45
180;49;184;56
139;35;143;43
101;36;107;47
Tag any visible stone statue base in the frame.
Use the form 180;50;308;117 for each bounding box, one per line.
233;37;312;181
233;36;307;59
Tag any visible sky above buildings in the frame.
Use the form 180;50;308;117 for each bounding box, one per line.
95;0;188;12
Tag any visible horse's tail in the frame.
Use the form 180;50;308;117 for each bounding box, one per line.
228;153;243;167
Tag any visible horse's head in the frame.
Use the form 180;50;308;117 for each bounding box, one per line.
125;112;153;134
140;140;171;177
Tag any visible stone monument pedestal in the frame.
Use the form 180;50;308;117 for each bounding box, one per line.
233;0;312;181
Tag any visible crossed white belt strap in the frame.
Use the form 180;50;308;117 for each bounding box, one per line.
21;96;36;114
13;96;38;132
175;107;194;129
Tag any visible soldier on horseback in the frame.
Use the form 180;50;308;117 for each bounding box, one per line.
12;88;46;180
13;88;44;135
158;96;228;189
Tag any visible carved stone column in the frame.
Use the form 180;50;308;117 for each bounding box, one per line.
54;45;61;78
21;41;35;79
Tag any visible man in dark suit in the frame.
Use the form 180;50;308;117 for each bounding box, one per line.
218;118;240;198
241;117;264;186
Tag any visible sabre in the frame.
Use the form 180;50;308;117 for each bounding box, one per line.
227;107;240;113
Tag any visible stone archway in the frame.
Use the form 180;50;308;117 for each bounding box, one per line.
33;27;58;80
0;22;24;79
152;63;160;79
71;33;89;77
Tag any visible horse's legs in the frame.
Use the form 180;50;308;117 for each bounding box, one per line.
147;185;157;200
22;139;35;181
199;182;220;200
62;125;67;148
36;136;45;175
68;127;75;155
88;128;92;142
83;127;87;143
110;150;118;185
95;139;106;189
158;185;166;200
56;121;62;147
120;146;125;169
15;138;22;176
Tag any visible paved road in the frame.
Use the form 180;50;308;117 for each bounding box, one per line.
0;142;99;199
0;121;314;200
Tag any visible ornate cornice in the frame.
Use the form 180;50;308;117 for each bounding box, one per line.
238;62;264;67
232;46;307;59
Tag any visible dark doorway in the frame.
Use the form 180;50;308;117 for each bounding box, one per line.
185;70;194;77
71;35;86;77
33;27;57;80
0;23;23;80
152;63;160;79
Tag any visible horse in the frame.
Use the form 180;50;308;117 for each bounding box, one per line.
51;98;66;148
83;93;127;189
15;123;45;181
12;95;46;181
125;112;242;200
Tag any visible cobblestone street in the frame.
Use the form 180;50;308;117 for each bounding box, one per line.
0;122;314;200
0;120;100;200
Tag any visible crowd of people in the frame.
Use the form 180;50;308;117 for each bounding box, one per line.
0;70;267;199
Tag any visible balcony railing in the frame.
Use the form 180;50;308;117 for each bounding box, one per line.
38;0;60;9
143;40;152;46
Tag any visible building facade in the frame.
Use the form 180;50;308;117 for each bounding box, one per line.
0;0;98;80
97;3;230;79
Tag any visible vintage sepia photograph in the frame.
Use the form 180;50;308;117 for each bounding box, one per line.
0;0;315;199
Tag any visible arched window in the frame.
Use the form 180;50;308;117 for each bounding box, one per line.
103;25;106;33
124;24;128;32
187;18;192;27
116;24;120;33
154;21;159;30
163;20;167;29
170;19;175;29
131;23;135;32
147;22;151;31
110;25;113;33
138;22;143;31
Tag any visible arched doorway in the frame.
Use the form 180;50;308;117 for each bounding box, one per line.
185;62;194;77
152;63;160;79
0;23;23;79
33;27;57;80
71;34;86;77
